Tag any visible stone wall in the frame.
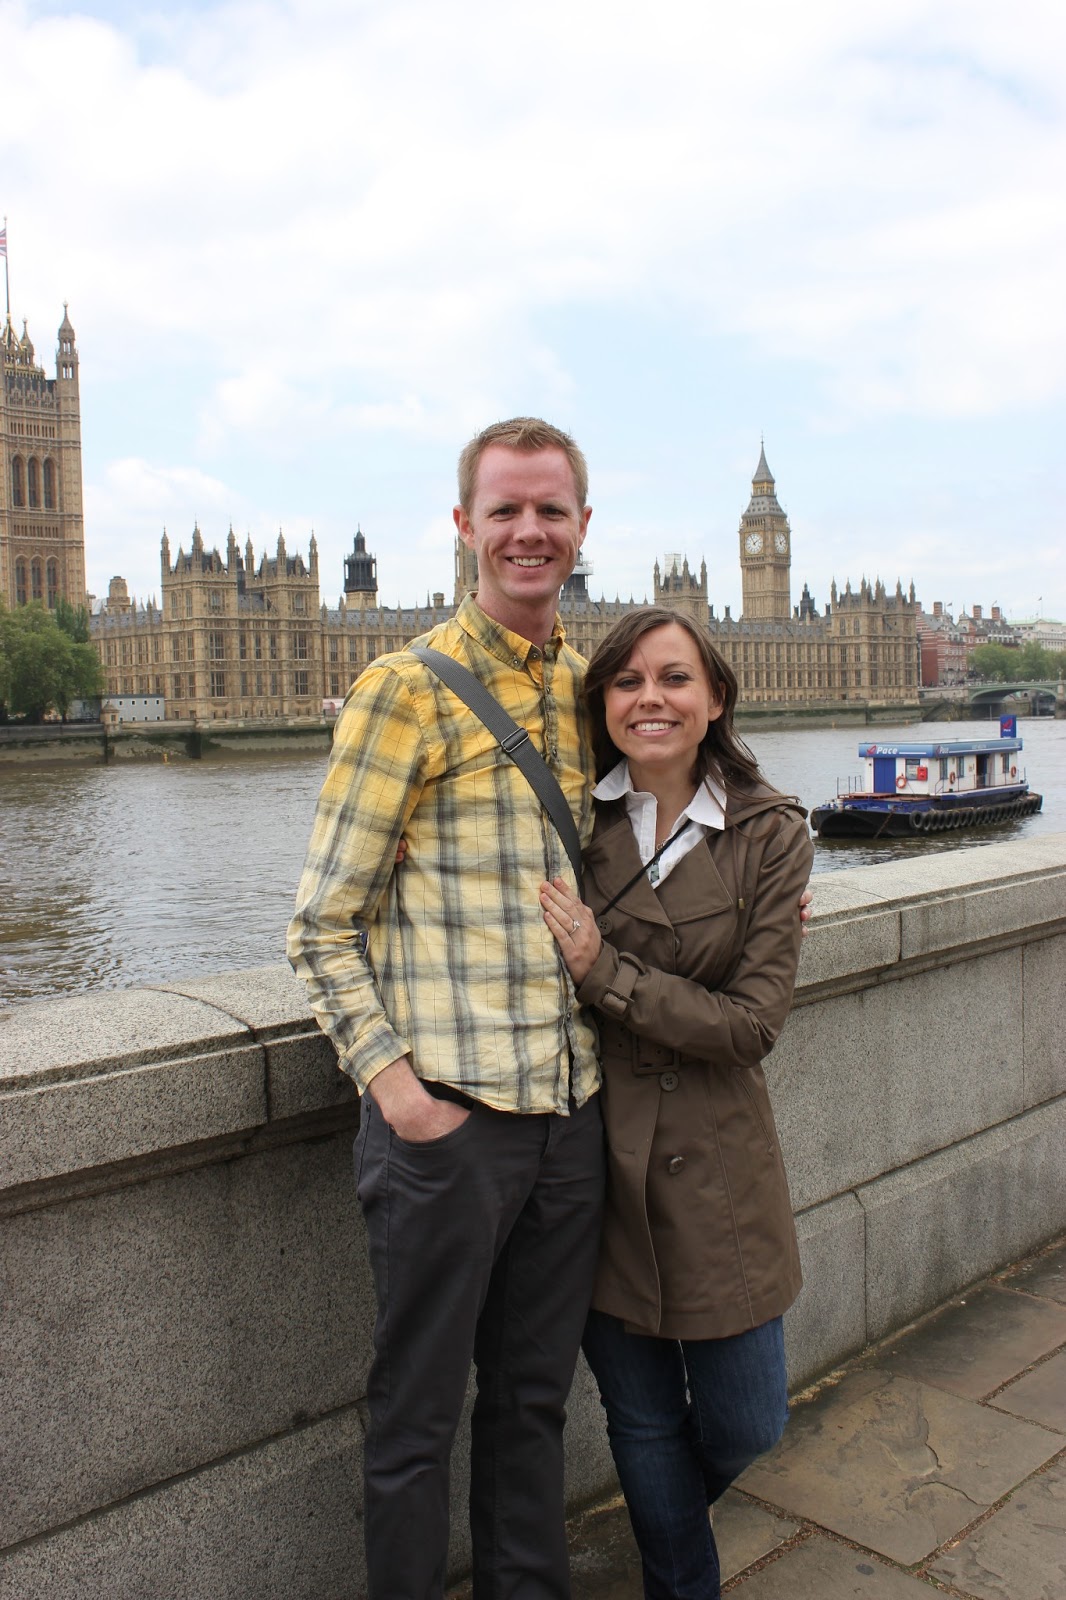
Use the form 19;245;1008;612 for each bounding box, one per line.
2;834;1064;1599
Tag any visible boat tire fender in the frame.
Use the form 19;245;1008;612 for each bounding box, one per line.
1010;766;1017;778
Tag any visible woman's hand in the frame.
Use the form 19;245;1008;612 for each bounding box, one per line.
540;878;602;985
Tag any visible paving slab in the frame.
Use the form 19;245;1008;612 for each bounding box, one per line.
739;1367;1061;1566
861;1284;1066;1400
729;1533;933;1596
999;1239;1066;1305
717;1492;799;1582
990;1348;1066;1434
927;1458;1066;1599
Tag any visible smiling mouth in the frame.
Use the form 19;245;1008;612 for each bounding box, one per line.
630;721;678;733
509;557;550;567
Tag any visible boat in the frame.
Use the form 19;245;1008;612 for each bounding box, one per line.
810;717;1043;839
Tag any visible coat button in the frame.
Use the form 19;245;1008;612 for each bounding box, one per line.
660;1071;679;1092
667;1155;685;1175
597;917;610;933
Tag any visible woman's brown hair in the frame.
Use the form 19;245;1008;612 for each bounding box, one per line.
582;607;764;793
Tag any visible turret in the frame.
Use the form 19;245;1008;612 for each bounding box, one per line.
57;304;78;386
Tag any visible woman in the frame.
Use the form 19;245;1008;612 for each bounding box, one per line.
540;607;813;1600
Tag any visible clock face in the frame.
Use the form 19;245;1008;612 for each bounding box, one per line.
744;531;764;555
774;531;788;554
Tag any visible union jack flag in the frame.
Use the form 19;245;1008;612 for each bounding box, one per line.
0;227;6;258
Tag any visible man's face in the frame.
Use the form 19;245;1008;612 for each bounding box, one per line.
454;445;591;633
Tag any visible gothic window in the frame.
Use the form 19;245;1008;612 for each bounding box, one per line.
43;459;56;509
137;639;148;664
293;593;306;614
28;459;40;508
31;558;43;601
240;673;249;697
294;632;309;660
209;631;225;660
329;638;339;663
185;592;193;618
46;559;59;608
330;674;340;697
15;558;27;605
12;457;25;507
269;631;278;660
187;673;196;697
170;592;179;618
210;590;222;611
210;671;227;698
349;639;358;664
294;670;309;697
269;671;278;696
254;632;262;660
239;630;247;660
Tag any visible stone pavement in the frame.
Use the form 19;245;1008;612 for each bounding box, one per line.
448;1236;1066;1599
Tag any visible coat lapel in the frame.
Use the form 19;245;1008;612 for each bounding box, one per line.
583;805;675;930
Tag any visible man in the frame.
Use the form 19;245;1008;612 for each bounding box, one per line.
288;418;606;1600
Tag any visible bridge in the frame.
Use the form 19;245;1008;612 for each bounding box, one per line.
968;681;1061;707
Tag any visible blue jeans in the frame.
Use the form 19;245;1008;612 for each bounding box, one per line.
582;1310;788;1600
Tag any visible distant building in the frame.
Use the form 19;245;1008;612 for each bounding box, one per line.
93;448;921;716
0;305;87;611
916;602;1022;686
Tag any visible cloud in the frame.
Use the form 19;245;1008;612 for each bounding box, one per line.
3;0;1065;614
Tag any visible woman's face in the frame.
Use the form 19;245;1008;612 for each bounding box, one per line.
603;623;722;787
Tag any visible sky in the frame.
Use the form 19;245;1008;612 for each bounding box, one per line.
3;0;1065;624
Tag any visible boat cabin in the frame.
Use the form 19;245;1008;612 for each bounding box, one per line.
857;737;1025;798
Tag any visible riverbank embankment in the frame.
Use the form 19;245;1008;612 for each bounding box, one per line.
0;700;925;766
0;719;336;766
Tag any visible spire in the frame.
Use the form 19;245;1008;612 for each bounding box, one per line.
753;440;774;487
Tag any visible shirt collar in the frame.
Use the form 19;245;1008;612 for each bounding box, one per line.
455;593;565;667
593;760;727;829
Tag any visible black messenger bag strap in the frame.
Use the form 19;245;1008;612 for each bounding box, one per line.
409;644;583;883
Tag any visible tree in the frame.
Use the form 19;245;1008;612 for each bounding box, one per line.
55;597;92;643
970;642;1016;682
0;603;103;722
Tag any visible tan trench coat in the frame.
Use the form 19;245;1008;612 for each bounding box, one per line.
576;787;814;1341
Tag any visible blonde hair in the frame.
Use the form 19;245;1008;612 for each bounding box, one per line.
457;417;589;510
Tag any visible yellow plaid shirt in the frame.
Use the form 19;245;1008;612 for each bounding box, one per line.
287;596;600;1114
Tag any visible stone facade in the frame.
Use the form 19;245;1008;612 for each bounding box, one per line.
92;449;922;717
0;307;86;612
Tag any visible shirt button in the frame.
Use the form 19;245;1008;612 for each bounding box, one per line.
660;1071;679;1092
512;655;521;667
667;1155;685;1175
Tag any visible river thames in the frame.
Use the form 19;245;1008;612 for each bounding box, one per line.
2;718;1063;1004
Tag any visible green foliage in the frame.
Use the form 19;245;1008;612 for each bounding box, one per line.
970;643;1015;681
54;597;92;643
971;640;1066;684
0;602;103;721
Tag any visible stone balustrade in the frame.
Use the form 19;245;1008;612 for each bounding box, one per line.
2;834;1064;1599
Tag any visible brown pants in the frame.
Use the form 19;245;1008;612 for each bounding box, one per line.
355;1091;605;1600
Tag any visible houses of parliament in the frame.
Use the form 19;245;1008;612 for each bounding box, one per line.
3;301;921;715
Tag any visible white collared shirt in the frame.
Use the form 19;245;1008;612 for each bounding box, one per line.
592;760;727;888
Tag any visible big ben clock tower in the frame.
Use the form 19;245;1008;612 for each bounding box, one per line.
739;443;792;621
